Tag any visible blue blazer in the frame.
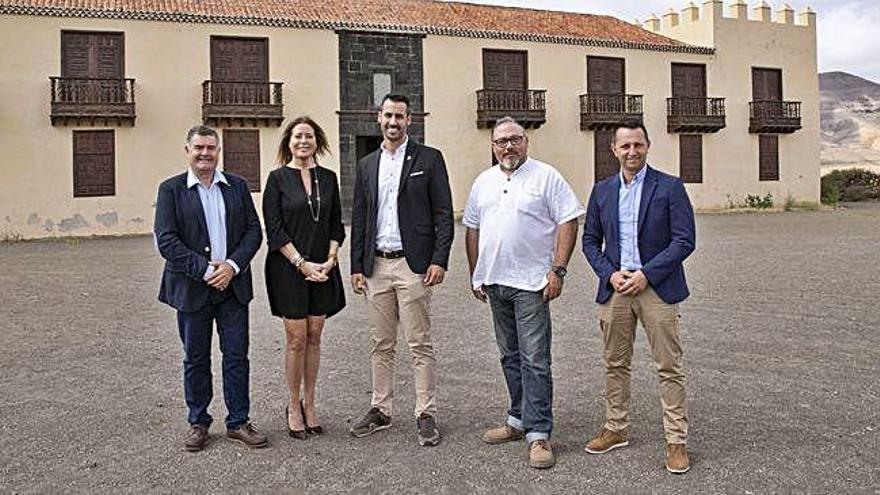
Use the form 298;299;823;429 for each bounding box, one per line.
154;171;262;312
582;165;695;305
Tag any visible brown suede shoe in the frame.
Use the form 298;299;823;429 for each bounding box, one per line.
666;443;690;474
584;428;629;454
482;424;525;444
227;422;269;449
528;439;555;469
184;424;209;452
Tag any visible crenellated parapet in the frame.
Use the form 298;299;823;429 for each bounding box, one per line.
642;0;816;35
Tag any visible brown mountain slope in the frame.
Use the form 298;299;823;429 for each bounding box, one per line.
820;71;880;173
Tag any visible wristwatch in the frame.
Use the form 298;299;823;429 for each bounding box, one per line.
552;265;567;279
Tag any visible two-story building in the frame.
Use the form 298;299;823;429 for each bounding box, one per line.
0;0;818;238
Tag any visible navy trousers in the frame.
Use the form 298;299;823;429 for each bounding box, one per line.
176;291;250;430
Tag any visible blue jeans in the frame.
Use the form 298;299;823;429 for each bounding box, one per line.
176;292;251;430
485;284;553;443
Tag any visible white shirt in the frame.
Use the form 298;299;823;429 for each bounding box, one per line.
375;136;408;252
463;157;585;291
186;168;240;280
618;165;647;271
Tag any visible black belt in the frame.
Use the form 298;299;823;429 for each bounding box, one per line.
375;249;405;259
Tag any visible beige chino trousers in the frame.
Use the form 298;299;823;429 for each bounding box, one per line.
364;257;437;418
598;286;688;444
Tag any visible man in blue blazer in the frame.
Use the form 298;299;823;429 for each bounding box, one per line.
154;125;266;452
582;120;696;474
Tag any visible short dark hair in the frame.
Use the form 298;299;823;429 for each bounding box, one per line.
380;93;411;115
611;119;650;144
185;125;219;144
276;116;331;166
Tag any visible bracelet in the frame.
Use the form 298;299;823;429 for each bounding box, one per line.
291;255;305;268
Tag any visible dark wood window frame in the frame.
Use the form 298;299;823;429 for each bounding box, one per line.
222;129;262;192
73;130;115;197
594;129;618;183
61;30;125;79
679;134;703;183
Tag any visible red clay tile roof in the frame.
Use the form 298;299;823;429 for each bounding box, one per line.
0;0;712;53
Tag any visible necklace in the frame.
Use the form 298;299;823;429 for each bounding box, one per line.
304;167;321;223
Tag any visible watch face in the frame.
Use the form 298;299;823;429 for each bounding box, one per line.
553;266;567;278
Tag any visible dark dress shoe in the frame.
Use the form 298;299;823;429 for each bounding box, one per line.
184;424;209;452
286;405;307;440
227;422;269;448
301;399;324;435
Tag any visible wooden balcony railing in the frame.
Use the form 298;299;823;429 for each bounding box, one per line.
202;80;284;127
579;93;643;131
49;77;136;126
666;97;726;133
476;89;547;129
749;100;802;133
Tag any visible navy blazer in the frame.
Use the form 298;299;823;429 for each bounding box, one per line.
350;140;454;277
154;171;263;312
582;165;696;305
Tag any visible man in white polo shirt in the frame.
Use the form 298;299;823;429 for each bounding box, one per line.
463;116;584;469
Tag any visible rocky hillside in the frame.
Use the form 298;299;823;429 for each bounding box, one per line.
820;71;880;173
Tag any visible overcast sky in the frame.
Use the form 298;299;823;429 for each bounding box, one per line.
448;0;880;82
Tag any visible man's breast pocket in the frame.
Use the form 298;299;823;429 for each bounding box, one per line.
516;188;546;214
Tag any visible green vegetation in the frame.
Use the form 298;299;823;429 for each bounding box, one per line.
821;168;880;204
744;193;774;209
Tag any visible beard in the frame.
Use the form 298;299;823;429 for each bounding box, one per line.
499;155;525;171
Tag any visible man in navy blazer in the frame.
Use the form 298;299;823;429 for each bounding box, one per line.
154;125;266;452
582;120;696;474
349;94;454;447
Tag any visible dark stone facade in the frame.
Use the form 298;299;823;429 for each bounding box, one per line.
337;30;425;222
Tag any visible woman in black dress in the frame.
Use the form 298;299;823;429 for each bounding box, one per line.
263;116;345;439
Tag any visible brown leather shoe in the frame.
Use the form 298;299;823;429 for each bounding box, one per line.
482;424;525;444
528;439;556;469
584;427;629;454
227;422;269;449
666;443;690;474
184;424;209;452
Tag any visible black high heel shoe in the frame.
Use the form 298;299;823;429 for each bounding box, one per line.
285;405;307;440
301;399;324;435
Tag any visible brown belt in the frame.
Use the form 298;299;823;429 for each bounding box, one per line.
375;249;405;259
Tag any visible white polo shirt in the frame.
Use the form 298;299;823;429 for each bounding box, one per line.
463;157;585;291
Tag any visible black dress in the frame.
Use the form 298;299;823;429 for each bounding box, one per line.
263;165;346;319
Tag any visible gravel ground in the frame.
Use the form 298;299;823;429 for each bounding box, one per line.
1;203;878;494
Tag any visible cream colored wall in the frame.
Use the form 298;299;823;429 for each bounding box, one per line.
0;15;339;239
423;36;714;210
646;2;820;207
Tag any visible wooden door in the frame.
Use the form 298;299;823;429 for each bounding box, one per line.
671;63;706;116
61;31;124;103
752;68;782;101
594;130;618;182
587;56;625;94
211;37;269;104
223;129;261;191
483;49;527;89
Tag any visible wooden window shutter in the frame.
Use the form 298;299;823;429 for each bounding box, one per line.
73;130;115;197
594;130;618;182
223;129;261;192
587;57;625;94
679;135;703;183
61;31;124;79
759;135;779;181
482;49;527;89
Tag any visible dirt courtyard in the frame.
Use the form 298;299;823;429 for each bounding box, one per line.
1;204;878;493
